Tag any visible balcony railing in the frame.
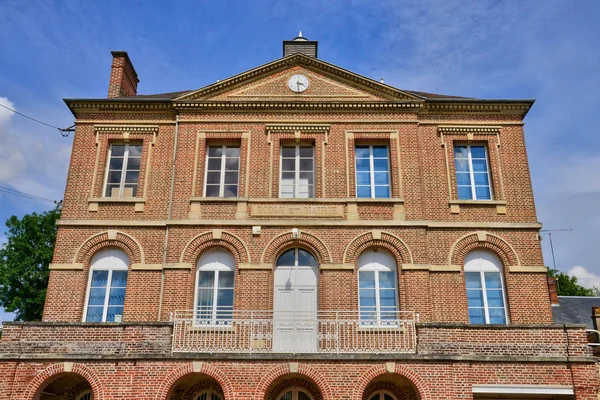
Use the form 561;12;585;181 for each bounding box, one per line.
170;310;418;354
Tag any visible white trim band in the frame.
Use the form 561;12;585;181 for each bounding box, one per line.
472;384;574;395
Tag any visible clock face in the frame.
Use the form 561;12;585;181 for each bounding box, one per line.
288;74;309;93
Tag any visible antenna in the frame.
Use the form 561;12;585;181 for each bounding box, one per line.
539;228;573;270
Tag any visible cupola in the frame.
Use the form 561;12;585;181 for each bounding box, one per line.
283;31;318;58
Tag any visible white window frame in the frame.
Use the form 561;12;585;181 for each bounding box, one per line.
464;250;509;325
276;387;314;400
279;145;315;198
357;249;399;325
203;144;240;198
355;145;391;198
453;144;493;200
103;143;142;198
76;390;93;400
82;248;129;323
194;390;223;400
369;391;398;400
194;249;235;326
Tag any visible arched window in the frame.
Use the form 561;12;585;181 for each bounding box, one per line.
464;249;508;324
195;249;235;323
194;390;223;400
84;248;129;322
76;390;93;400
369;391;397;400
277;387;314;400
358;249;398;323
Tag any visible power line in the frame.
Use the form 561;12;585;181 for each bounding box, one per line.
0;103;74;137
0;185;56;203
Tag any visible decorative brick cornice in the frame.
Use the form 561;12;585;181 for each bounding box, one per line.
437;125;502;134
93;124;159;133
425;102;532;115
174;101;423;112
67;101;174;114
266;124;330;133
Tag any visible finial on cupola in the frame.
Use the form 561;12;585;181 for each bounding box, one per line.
283;32;318;58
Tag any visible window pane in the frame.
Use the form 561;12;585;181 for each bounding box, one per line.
279;391;293;400
379;289;397;307
86;306;103;322
360;289;376;306
298;249;318;267
281;159;295;171
357;186;371;198
108;287;126;305
484;272;502;289
207;158;222;170
217;288;234;307
359;271;375;288
454;146;468;158
279;187;294;198
299;147;313;157
224;172;238;184
111;271;128;287
91;270;109;287
374;172;389;184
218;271;234;288
357;172;371;185
225;147;240;157
457;186;472;200
373;159;388;171
223;185;238;197
465;272;482;288
378;271;396;289
355;158;370;171
355;146;370;158
468;307;485;324
128;145;143;157
486;290;505;307
205;185;220;197
125;171;139;184
454;158;469;172
126;157;141;170
106;306;124;322
372;146;388;158
208;147;222;157
473;173;489;185
374;186;390;198
456;173;471;185
109;158;123;170
472;159;488;172
384;395;394;400
299;172;314;184
466;289;484;307
88;288;106;306
276;249;295;266
107;171;122;184
111;145;126;157
206;172;221;184
198;271;215;288
281;147;295;157
225;158;239;171
470;146;486;158
197;288;214;308
475;186;491;200
299;158;313;171
488;308;506;324
124;184;137;197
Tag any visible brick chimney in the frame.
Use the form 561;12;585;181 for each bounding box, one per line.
547;277;559;306
108;51;139;98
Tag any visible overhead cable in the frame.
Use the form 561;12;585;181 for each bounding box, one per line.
0;185;56;203
0;103;74;137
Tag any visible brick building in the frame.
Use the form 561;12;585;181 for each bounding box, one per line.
1;35;597;399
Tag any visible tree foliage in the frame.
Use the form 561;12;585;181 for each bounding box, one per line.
0;203;61;321
548;268;600;296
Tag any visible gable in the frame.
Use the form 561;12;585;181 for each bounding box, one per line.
175;54;423;102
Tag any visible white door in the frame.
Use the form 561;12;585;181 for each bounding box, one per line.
274;248;318;352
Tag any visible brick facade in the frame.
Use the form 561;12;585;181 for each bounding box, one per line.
1;37;596;399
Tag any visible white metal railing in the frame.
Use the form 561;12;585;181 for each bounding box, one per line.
170;310;418;354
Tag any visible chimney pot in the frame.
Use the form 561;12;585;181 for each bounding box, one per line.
108;51;139;98
547;277;559;305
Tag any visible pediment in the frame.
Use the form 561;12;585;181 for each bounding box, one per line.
175;54;424;102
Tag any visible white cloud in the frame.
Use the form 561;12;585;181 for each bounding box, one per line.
568;266;600;290
0;97;27;183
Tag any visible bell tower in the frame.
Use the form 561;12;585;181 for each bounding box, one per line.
283;31;318;58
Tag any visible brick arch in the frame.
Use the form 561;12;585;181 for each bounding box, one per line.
254;364;333;400
449;231;520;267
343;231;413;265
261;231;332;265
156;363;234;400
74;231;143;266
24;363;104;400
355;365;430;400
181;231;250;265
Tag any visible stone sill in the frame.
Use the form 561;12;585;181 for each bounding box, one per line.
416;322;587;330
88;197;146;212
448;199;507;215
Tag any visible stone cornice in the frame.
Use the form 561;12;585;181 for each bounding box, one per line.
265;124;330;133
424;101;533;116
438;125;502;134
93;125;159;133
173;101;424;112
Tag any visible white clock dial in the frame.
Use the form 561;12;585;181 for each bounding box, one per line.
288;74;309;93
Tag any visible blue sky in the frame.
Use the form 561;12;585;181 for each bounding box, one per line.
0;0;598;321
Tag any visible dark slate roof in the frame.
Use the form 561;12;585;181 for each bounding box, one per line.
403;90;473;100
552;296;600;329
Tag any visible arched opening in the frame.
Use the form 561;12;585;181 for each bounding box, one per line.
274;248;318;352
166;373;225;400
464;249;508;324
357;249;398;324
84;247;129;322
265;374;322;400
34;372;93;400
363;374;420;400
195;248;235;324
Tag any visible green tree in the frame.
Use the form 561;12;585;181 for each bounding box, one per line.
0;202;61;321
548;268;600;296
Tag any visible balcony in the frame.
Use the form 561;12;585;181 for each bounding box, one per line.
170;310;418;354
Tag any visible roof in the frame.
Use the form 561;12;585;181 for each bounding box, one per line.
552;296;600;329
